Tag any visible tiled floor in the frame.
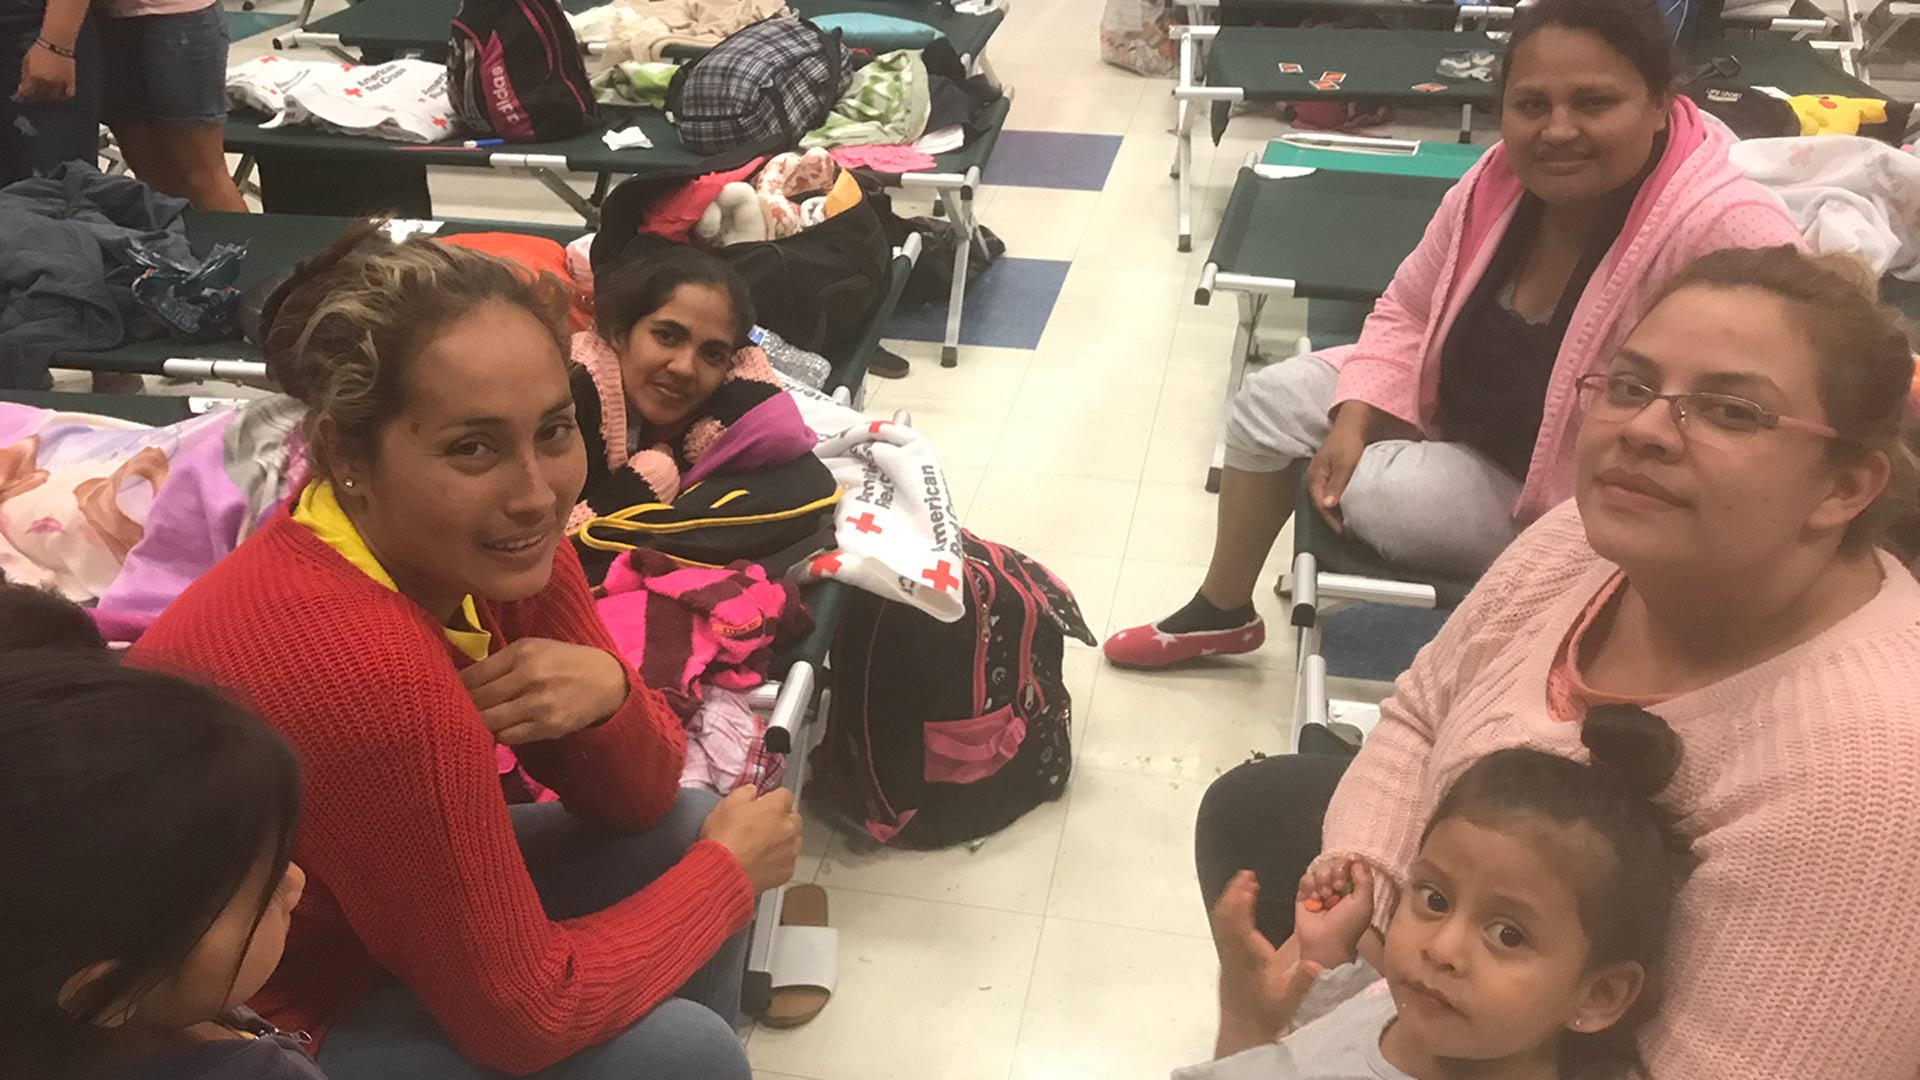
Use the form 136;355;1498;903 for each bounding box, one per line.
181;1;1452;1075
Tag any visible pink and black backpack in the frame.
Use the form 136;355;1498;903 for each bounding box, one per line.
448;0;596;142
820;532;1095;848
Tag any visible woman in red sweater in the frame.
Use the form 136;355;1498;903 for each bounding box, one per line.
129;222;802;1080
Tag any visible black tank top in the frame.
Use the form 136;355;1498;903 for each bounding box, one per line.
1433;132;1667;481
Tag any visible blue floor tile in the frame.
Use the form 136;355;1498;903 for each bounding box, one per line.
1321;603;1453;682
886;256;1070;350
983;130;1122;191
226;8;295;39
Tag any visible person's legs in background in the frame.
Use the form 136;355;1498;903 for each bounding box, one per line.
99;3;247;211
1104;355;1339;668
1195;461;1301;618
318;789;754;1080
2;10;109;390
1194;753;1351;946
0;13;102;187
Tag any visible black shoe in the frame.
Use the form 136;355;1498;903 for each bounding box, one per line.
868;347;910;379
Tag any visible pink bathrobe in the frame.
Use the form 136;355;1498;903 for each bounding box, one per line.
1327;98;1801;523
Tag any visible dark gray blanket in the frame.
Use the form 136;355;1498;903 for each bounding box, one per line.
0;163;191;389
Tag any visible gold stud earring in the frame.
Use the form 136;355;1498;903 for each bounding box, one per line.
342;477;356;490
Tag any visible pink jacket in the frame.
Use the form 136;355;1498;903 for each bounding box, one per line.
1323;503;1920;1078
1328;98;1800;522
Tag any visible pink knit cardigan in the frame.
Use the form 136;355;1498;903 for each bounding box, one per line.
1327;98;1801;522
1323;503;1920;1078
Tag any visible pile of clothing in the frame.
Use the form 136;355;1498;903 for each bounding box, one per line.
0;165;195;390
597;549;811;794
803;41;999;165
1730;135;1920;282
571;0;789;64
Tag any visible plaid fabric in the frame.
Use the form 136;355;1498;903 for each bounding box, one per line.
667;18;852;154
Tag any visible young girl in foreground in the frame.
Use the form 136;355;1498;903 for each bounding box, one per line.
0;601;314;1080
1187;707;1681;1080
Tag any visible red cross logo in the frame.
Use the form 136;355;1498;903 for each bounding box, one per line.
809;553;843;576
920;560;961;593
431;117;448;127
867;420;890;434
847;512;883;535
344;86;364;97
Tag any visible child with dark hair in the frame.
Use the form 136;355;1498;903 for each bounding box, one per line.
1188;707;1682;1080
0;649;314;1080
0;578;108;653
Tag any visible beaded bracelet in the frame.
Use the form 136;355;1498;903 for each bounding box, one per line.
35;37;77;59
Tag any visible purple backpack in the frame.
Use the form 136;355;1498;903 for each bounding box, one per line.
821;532;1095;848
448;0;596;141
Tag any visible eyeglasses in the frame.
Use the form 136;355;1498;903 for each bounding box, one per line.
1574;373;1840;440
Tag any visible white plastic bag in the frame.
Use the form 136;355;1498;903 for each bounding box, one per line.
226;57;463;143
1099;0;1177;76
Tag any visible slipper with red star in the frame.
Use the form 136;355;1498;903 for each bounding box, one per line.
1102;617;1266;668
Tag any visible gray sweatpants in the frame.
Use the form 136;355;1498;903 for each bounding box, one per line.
1224;353;1521;580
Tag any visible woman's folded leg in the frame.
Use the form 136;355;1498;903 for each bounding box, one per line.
1338;439;1522;581
319;983;752;1080
319;789;754;1079
1195;753;1351;945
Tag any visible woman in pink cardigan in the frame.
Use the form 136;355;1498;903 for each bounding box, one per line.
1197;244;1920;1078
1106;0;1800;669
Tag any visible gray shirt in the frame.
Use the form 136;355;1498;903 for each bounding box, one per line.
1173;975;1415;1080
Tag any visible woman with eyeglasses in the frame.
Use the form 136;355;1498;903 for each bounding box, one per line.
1197;245;1920;1078
1105;0;1802;670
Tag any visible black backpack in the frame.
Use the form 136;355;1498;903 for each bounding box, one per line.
819;532;1096;848
666;18;852;156
449;0;597;141
594;170;892;359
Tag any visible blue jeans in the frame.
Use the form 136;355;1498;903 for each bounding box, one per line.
317;790;753;1080
98;3;229;127
0;12;103;187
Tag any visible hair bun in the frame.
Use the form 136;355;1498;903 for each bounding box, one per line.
1581;704;1683;799
258;219;393;398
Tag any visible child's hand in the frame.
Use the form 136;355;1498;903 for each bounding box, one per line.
1210;871;1324;1041
1294;858;1375;970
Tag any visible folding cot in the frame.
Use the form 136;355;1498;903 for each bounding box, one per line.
221;82;1010;367
47;206;919;403
49;211;581;387
1182;0;1461;32
1180;0;1840;33
1862;0;1920;67
1192;149;1463;494
1171;24;1893;248
278;0;1009;70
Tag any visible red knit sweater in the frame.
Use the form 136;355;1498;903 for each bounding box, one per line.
128;508;755;1075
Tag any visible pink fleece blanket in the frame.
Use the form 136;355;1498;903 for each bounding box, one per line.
595;547;811;703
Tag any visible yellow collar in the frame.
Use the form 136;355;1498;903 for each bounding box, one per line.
291;481;492;662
